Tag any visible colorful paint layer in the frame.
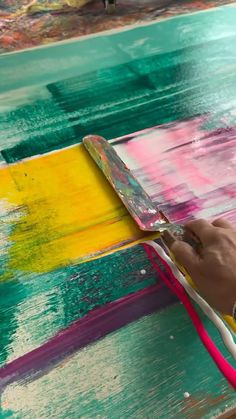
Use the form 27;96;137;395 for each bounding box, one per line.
112;116;236;225
0;7;236;417
0;283;176;388
0;144;157;276
1;6;236;161
0;245;160;367
2;304;236;418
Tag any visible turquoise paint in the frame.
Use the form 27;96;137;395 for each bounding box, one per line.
1;304;235;418
1;7;236;161
0;6;235;93
0;245;159;366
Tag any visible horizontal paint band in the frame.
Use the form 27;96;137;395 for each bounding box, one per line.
1;7;236;163
0;143;158;277
0;283;176;387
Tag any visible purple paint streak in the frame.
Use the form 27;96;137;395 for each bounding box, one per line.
0;284;176;388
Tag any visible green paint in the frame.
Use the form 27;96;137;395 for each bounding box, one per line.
1;304;235;418
0;245;158;366
0;6;235;93
1;7;236;161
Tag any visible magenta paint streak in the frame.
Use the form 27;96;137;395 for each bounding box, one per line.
112;116;236;224
0;283;176;388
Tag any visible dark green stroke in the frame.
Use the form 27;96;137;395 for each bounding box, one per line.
1;7;236;162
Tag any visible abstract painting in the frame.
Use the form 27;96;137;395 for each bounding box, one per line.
0;4;236;418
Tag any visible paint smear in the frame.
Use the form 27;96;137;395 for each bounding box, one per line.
0;283;175;388
0;144;156;277
113;116;236;225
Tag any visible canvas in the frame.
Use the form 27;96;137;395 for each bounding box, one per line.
0;5;236;418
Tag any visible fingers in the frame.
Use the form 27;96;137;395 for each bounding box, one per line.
185;219;213;242
212;218;233;229
169;240;199;272
184;218;234;246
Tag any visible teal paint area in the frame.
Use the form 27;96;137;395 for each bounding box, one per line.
0;87;76;164
1;7;236;162
0;245;161;367
1;304;235;418
0;6;235;93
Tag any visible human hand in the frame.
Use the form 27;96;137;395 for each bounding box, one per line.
168;219;236;316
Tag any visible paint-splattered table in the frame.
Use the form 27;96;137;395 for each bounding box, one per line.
0;4;236;418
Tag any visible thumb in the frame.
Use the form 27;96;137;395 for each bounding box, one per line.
170;240;199;272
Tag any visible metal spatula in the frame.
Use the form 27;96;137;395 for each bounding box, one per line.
83;135;199;245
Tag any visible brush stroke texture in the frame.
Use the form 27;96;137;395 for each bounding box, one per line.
0;144;157;277
0;6;235;93
1;304;236;419
0;245;159;366
0;283;176;388
1;7;236;162
112;116;236;225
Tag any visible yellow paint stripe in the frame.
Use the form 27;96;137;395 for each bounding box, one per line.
0;144;157;275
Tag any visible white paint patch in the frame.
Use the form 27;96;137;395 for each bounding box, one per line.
2;330;124;416
184;392;190;399
0;86;51;112
140;269;146;275
0;199;24;255
169;335;174;340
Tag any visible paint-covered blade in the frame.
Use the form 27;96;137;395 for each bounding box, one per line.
83;135;181;233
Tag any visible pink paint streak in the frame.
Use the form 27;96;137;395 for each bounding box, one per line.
113;116;236;224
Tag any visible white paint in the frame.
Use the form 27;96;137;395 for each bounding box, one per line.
184;392;190;399
140;269;146;275
169;335;174;340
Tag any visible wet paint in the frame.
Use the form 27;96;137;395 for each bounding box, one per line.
0;244;160;367
0;144;157;276
1;6;236;162
0;283;176;388
1;304;236;418
83;135;168;231
112;116;236;225
0;6;236;418
0;1;234;53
